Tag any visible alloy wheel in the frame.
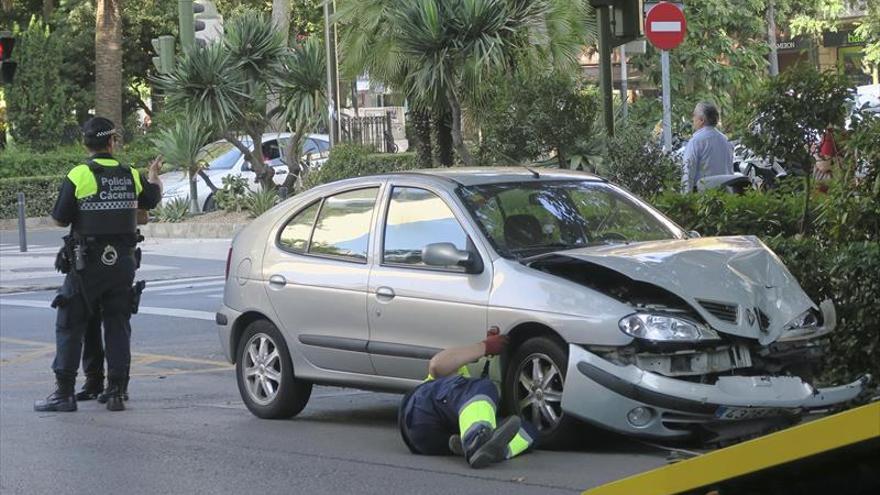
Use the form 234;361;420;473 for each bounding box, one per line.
514;353;564;431
242;333;282;406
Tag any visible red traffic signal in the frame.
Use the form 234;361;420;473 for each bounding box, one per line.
1;34;17;85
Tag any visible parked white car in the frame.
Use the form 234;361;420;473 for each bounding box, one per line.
160;132;330;211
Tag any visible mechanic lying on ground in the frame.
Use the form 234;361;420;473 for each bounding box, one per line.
398;330;538;468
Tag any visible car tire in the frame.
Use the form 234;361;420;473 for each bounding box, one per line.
235;319;311;419
203;194;217;212
502;336;578;450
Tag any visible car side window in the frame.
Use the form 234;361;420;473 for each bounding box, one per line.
309;188;379;262
383;187;468;268
262;140;281;161
279;201;320;253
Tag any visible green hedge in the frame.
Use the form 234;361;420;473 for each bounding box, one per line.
301;144;419;190
0;145;157;179
766;238;879;384
0;175;64;218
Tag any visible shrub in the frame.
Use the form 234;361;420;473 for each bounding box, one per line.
301;145;418;190
0;144;158;179
0;175;64;218
152;197;190;223
214;175;250;213
598;123;681;198
245;189;279;218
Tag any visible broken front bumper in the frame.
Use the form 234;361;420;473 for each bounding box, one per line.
561;344;869;439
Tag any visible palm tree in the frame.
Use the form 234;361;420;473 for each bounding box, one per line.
337;0;592;166
275;36;327;188
151;119;213;214
95;0;123;141
155;11;289;190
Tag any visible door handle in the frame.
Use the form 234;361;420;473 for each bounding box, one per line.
268;274;287;288
375;286;395;301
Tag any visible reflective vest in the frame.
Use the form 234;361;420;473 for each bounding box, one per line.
68;158;142;237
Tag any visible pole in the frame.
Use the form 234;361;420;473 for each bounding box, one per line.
661;49;672;152
767;0;779;77
16;192;27;252
598;5;614;136
620;44;628;120
324;0;340;146
178;0;194;51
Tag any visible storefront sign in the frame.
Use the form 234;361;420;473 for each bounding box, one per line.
823;29;867;47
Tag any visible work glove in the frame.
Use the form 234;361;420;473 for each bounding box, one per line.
482;334;508;356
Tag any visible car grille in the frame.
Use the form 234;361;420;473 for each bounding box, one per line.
697;300;739;324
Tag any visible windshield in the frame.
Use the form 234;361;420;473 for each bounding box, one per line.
458;180;683;258
200;141;241;170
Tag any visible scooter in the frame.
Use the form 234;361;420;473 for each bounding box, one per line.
696;174;753;194
731;141;788;190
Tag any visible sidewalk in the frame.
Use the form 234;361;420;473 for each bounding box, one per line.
0;228;230;293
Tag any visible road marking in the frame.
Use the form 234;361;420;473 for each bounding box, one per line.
147;275;225;287
650;21;682;32
161;286;224;296
146;280;226;292
0;299;216;321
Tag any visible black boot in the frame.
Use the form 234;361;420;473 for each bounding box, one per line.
122;375;129;402
104;379;125;411
75;373;104;401
466;416;521;469
34;376;77;412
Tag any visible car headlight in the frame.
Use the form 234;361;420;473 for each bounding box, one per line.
777;309;821;341
619;313;720;342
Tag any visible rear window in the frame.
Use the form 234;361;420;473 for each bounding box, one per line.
200;142;241;170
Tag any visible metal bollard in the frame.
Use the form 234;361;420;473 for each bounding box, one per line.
278;186;288;201
17;192;27;252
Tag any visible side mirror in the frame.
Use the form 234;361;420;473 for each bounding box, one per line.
687;230;701;239
422;242;483;274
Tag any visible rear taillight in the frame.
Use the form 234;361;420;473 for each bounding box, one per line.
225;247;233;280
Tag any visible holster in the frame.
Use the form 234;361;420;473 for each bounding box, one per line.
131;280;146;314
134;247;142;269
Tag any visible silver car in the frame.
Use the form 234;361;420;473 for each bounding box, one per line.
216;168;866;447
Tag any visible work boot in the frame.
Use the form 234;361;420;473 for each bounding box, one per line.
448;435;464;456
34;377;77;412
104;379;126;412
466;416;521;469
75;373;104;401
97;380;128;403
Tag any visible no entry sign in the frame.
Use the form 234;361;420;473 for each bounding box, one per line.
645;2;686;51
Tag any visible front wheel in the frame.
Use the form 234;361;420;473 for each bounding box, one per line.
236;320;311;419
502;336;579;449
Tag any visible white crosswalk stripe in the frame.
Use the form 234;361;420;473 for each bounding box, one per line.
145;279;225;293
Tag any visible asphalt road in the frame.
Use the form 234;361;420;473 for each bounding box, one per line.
0;230;669;494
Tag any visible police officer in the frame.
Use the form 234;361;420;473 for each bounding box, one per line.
34;117;162;413
399;331;538;468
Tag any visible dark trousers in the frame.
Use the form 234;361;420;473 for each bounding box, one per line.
52;252;135;381
81;312;104;377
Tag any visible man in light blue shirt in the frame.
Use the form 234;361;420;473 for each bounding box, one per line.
682;102;734;192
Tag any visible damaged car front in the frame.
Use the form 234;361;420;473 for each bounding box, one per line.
458;178;868;444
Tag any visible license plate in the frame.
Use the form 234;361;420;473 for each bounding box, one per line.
714;406;789;421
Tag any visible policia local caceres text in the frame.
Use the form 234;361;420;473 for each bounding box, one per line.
34;117;162;413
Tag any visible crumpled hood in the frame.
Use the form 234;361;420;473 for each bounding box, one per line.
538;236;815;345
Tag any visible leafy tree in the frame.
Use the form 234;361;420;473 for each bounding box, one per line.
480;73;600;168
151;119;212;213
742;64;852;232
598;123;681;198
5;17;72;149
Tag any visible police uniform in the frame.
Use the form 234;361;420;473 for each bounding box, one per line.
398;365;538;466
35;153;160;412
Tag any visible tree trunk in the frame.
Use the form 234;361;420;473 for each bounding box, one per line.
95;0;123;144
272;0;291;46
435;115;453;167
410;109;433;167
445;87;473;166
42;0;54;21
188;171;200;214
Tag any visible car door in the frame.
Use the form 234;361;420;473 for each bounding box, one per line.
367;183;493;380
262;184;384;375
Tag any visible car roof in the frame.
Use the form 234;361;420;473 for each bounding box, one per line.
210;132;328;147
378;167;604;187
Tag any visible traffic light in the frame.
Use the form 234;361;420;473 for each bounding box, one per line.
589;0;643;47
1;32;17;85
193;1;224;47
151;35;175;74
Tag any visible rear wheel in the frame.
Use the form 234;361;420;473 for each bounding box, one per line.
503;336;579;449
235;320;311;419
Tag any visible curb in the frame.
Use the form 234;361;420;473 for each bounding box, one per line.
1;217;245;239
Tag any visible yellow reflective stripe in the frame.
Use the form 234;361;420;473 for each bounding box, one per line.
506;430;532;459
68;165;97;199
458;397;496;437
130;167;143;195
423;366;471;383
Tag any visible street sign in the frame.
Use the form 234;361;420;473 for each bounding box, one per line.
645;2;686;51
